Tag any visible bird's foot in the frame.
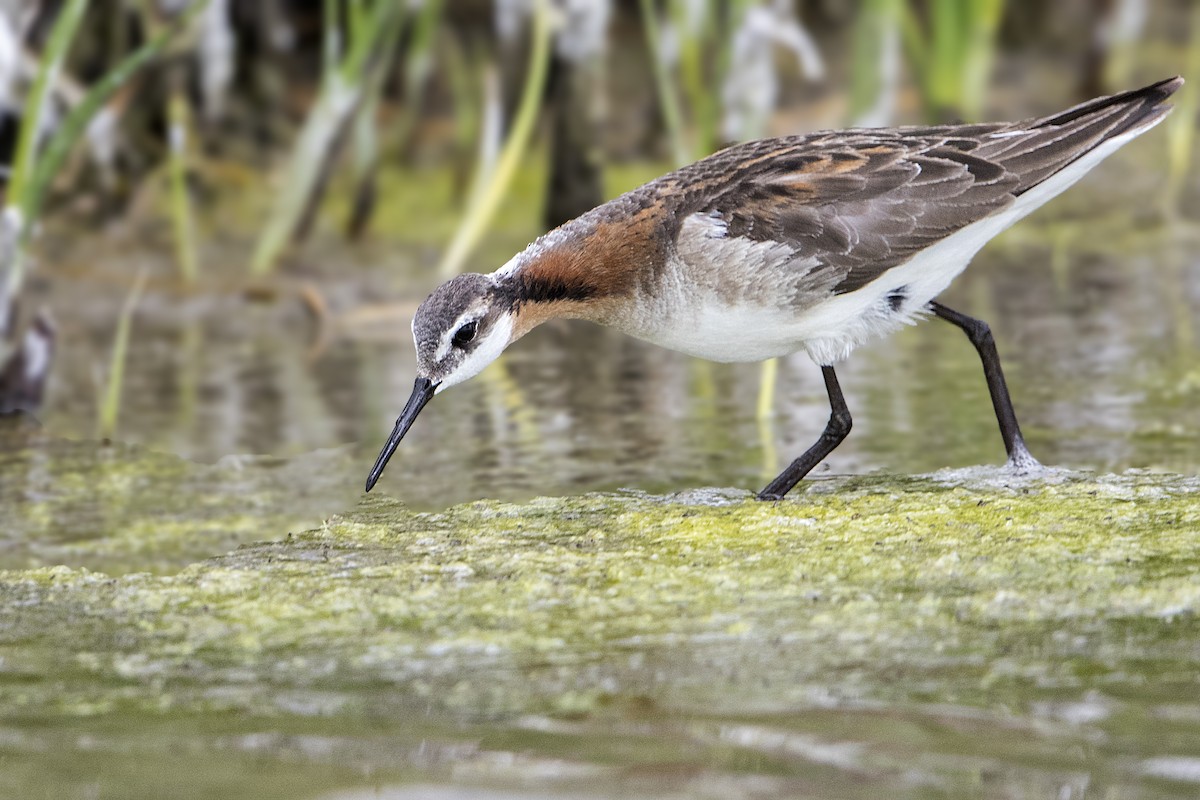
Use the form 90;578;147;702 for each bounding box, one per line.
1005;442;1042;475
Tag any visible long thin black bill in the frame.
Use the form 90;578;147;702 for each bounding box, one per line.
365;377;437;492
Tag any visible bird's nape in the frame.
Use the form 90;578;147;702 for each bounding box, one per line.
365;377;437;492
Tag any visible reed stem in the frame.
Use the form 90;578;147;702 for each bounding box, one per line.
97;269;149;440
167;86;199;284
437;0;553;277
3;0;88;303
638;0;688;165
249;0;403;277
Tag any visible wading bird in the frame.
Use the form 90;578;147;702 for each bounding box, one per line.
367;78;1181;500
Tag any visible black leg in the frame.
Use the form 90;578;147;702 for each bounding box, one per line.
758;365;852;501
929;301;1039;470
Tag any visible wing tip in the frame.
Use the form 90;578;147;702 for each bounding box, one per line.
1038;76;1184;131
1146;75;1185;100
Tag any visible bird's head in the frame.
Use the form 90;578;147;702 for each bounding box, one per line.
365;272;517;492
412;272;516;389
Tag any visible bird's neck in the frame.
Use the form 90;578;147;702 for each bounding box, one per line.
495;214;657;340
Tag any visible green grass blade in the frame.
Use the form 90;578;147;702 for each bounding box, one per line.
3;0;88;304
1166;3;1200;211
341;0;402;81
960;0;1004;120
638;0;688;165
323;0;340;77
97;268;148;440
850;0;901;124
7;0;88;221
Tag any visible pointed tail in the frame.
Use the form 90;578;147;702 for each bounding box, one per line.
979;76;1183;195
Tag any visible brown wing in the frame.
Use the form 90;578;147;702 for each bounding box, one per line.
703;132;1019;294
670;77;1180;295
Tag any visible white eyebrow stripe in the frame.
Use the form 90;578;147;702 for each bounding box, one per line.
433;310;481;362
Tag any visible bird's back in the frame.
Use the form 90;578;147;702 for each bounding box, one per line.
609;77;1181;364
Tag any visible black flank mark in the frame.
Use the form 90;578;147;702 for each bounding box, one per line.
887;286;907;312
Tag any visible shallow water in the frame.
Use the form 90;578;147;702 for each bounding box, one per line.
3;474;1200;799
29;163;1200;511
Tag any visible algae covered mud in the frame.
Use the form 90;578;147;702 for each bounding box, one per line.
2;459;1200;798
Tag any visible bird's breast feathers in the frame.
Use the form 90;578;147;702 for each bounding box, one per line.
620;210;924;363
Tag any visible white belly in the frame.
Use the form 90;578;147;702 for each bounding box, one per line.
635;301;817;362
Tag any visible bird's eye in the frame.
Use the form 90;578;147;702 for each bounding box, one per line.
452;320;478;348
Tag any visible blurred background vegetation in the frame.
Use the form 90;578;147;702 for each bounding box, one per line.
0;0;1194;498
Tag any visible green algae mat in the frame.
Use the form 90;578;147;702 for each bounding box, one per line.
2;456;1200;798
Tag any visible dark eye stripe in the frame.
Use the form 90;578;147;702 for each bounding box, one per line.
452;320;478;348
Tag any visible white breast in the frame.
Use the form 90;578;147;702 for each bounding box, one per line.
610;212;822;362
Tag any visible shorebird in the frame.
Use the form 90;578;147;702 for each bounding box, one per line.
366;77;1181;500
